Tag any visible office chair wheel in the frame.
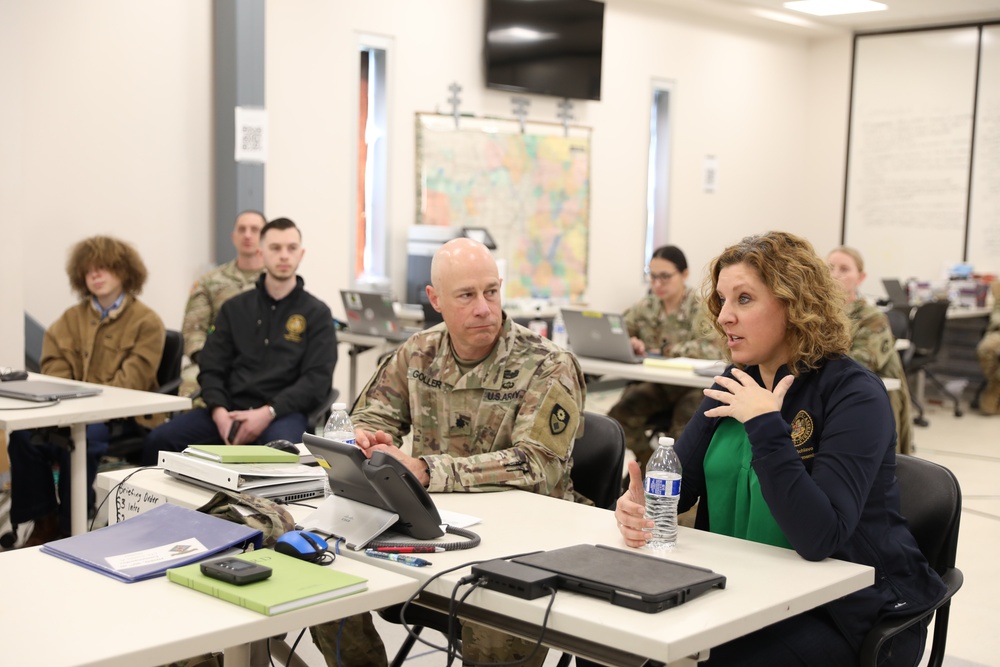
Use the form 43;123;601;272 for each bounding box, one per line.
954;406;963;418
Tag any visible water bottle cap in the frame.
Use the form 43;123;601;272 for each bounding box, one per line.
332;403;347;411
657;436;675;447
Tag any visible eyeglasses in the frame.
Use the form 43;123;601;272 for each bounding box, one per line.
646;271;678;283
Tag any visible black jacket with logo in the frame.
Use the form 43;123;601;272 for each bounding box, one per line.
199;274;336;417
676;356;946;652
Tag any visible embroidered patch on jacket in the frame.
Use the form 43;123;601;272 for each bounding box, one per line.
285;314;306;342
550;403;570;435
790;410;815;459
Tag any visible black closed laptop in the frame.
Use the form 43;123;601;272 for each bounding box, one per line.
514;544;726;613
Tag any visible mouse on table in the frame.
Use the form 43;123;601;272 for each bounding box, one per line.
275;530;330;563
264;439;299;454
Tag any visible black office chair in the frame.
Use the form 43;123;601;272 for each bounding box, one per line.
859;455;963;667
902;301;962;425
105;329;185;462
377;411;626;667
567;412;626;510
887;306;910;341
305;385;341;436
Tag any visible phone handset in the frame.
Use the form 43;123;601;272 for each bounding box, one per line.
364;451;444;540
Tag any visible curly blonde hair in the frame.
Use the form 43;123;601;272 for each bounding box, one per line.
702;231;851;375
66;236;148;300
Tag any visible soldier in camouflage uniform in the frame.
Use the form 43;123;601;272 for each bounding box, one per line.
310;238;586;667
828;247;914;453
608;246;723;470
976;281;1000;415
179;210;265;398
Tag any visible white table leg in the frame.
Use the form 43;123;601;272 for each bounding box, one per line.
70;422;87;534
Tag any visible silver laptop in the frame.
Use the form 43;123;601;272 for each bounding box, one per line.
0;379;103;402
340;290;418;342
560;308;642;364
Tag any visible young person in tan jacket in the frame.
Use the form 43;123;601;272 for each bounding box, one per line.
8;236;164;545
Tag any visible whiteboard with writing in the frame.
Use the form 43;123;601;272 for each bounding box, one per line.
844;27;981;288
968;26;1000;275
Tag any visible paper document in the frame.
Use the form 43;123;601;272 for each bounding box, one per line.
643;357;724;370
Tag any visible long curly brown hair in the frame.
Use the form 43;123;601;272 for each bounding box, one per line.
702;231;851;375
66;236;148;300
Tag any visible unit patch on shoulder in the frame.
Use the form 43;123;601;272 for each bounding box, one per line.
550;404;570;436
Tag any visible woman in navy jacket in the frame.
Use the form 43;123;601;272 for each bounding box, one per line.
615;231;945;666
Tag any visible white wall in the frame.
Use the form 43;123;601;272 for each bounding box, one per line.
7;0;853;389
16;1;213;334
266;0;848;325
0;0;25;369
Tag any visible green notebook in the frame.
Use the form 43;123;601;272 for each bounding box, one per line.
183;444;299;464
167;549;368;615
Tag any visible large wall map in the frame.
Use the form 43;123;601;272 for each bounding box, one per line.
417;113;591;301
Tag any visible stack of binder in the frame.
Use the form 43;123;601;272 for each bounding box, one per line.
159;450;329;503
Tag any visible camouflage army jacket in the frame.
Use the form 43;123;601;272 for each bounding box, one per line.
623;288;722;359
845;299;903;379
181;260;263;360
352;316;586;501
988;283;1000;333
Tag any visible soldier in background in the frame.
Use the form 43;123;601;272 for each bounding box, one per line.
608;245;724;470
976;281;1000;415
143;218;337;463
828;246;914;453
310;238;587;667
179;210;266;398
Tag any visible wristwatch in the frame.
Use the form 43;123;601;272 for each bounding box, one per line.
266;404;277;420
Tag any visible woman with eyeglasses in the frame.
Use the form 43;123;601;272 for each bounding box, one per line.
607;245;722;470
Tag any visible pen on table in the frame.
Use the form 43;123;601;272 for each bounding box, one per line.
373;546;444;554
364;548;432;567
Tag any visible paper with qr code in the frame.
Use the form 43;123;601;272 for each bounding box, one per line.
105;538;210;571
235;106;268;163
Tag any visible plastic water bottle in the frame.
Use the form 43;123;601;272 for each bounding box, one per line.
551;311;568;349
323;403;356;446
644;436;682;550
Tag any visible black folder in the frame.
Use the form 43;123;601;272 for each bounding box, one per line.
514;544;726;613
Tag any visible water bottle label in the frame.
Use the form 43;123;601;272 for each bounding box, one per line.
644;476;680;497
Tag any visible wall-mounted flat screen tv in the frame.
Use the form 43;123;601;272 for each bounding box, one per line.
484;0;604;101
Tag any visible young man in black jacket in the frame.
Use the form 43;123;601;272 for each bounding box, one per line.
143;218;336;464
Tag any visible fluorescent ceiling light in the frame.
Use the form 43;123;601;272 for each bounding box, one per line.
783;0;887;16
749;7;825;29
487;26;557;44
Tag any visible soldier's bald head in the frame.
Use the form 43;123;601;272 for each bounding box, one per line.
430;238;498;290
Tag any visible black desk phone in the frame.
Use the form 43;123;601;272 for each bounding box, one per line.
301;433;444;540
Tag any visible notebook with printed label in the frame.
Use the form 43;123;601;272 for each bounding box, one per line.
0;379;103;402
560;309;642;363
514;544;726;613
340;290;419;342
